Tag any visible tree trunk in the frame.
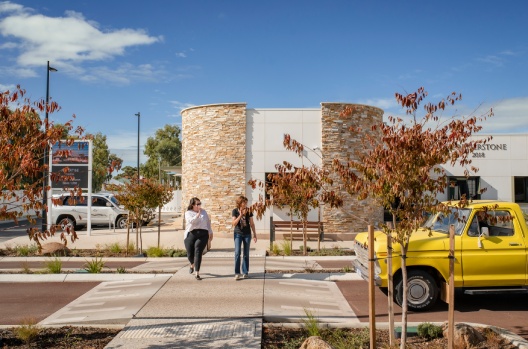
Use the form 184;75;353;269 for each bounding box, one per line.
138;218;143;254
302;220;307;256
400;244;409;349
388;217;395;346
126;223;130;257
157;205;161;248
289;209;293;252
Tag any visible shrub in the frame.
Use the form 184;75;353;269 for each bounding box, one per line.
302;308;320;337
15;244;38;257
45;257;62;273
146;246;166;257
168;249;187;257
341;265;353;273
20;262;32;274
417;322;443;340
116;266;127;274
14;318;40;344
271;242;281;255
84;257;106;273
299;245;311;253
280;240;292;256
106;242;123;254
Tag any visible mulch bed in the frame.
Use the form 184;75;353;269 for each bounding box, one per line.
0;326;120;349
262;326;518;349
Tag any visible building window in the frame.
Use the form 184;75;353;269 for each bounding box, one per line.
514;177;528;203
448;177;480;200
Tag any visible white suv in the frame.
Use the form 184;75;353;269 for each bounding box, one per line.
51;193;129;230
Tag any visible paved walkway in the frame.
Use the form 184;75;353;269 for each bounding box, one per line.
1;218;527;348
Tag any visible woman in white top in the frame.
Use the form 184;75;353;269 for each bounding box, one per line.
184;197;213;280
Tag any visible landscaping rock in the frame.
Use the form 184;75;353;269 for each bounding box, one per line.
442;322;485;348
299;336;335;349
40;242;71;256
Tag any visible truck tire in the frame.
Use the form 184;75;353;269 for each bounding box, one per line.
395;270;438;311
116;216;128;229
58;216;76;231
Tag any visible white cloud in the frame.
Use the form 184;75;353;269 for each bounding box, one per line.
0;82;15;91
479;97;528;133
175;52;186;58
0;1;25;14
477;55;503;67
0;41;16;49
106;130;147;166
170;100;195;111
378;96;528;135
0;2;162;82
356;97;398;111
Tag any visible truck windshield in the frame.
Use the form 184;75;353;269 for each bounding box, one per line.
109;196;120;206
422;208;471;235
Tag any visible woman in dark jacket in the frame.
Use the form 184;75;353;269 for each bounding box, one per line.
232;196;257;280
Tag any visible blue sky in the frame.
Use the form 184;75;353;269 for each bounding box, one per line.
1;1;527;168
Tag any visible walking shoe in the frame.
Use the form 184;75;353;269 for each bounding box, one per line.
195;274;202;280
189;266;194;274
234;274;241;280
243;274;249;279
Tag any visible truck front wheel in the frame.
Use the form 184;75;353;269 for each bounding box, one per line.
395;270;438;311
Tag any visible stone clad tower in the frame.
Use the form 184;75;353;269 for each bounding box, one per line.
181;103;247;234
321;103;384;234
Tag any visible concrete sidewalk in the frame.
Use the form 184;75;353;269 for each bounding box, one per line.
105;252;267;348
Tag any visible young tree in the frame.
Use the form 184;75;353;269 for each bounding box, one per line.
330;88;492;346
249;137;343;255
0;86;84;249
114;166;137;181
107;178;173;254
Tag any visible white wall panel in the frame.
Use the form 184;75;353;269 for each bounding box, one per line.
264;123;303;151
510;135;527;159
264;109;303;123
302;109;321;123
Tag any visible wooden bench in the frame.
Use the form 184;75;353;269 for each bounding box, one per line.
270;220;324;241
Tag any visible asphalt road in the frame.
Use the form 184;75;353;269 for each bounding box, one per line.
337;280;528;339
0;282;101;325
0;219;40;244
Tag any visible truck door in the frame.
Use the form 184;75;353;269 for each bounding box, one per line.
90;197;115;225
461;209;526;287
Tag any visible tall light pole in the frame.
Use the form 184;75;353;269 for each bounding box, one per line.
42;61;58;231
135;112;140;183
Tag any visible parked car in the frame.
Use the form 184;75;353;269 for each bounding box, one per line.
353;200;528;311
51;193;130;230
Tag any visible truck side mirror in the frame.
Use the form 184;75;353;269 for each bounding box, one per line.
481;227;489;238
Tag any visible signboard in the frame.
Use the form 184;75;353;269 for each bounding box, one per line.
50;141;91;190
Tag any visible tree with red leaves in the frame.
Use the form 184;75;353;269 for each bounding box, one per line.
1;86;85;250
332;87;492;346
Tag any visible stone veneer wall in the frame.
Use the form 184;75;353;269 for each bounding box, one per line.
321;103;384;233
181;103;247;234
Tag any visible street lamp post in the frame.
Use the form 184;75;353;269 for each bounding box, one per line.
135;112;140;183
42;61;58;232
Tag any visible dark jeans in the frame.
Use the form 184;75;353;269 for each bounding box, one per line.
184;229;209;272
234;233;251;275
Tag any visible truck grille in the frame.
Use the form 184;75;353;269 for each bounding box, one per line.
354;240;369;267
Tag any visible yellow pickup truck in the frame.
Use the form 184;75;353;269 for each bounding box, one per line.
353;200;528;311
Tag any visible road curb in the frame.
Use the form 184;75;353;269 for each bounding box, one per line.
0;273;174;282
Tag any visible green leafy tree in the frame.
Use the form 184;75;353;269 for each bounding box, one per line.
88;132;121;192
330;88;492;347
142;124;182;180
107;178;173;254
115;166;137;181
0;86;84;250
